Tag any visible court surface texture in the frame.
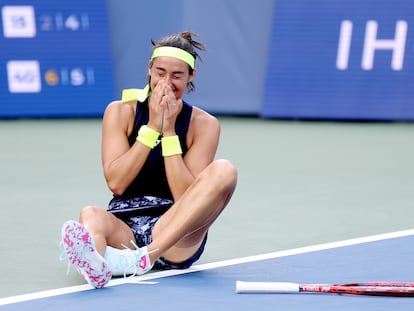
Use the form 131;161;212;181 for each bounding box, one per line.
1;117;414;309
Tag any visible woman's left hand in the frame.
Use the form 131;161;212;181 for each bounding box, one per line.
161;84;182;135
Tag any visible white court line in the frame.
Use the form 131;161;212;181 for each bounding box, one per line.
1;228;413;306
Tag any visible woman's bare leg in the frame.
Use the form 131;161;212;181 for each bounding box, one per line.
149;159;237;263
68;159;237;277
79;206;136;255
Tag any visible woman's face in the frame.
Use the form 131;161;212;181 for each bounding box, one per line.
148;56;195;99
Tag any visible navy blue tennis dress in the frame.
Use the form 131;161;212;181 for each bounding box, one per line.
107;98;207;269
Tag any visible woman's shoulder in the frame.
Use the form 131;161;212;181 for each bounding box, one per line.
191;106;219;123
190;106;220;132
102;100;137;135
104;100;136;116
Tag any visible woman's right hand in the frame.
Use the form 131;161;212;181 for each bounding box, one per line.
147;80;166;132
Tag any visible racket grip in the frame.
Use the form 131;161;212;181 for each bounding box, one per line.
236;281;300;294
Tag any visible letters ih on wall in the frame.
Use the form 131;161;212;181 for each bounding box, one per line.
262;0;414;121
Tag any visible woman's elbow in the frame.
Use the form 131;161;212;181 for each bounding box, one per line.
106;178;126;196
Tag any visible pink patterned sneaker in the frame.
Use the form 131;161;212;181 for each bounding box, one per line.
61;220;112;288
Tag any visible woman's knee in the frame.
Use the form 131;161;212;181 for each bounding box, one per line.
209;159;238;185
201;159;237;194
79;205;105;223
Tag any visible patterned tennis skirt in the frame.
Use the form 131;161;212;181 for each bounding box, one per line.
107;195;207;270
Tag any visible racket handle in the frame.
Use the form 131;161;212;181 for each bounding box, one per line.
236;281;300;294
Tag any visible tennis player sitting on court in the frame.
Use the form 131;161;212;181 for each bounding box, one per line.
60;31;238;288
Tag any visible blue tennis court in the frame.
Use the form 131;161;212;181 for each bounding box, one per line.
1;230;413;310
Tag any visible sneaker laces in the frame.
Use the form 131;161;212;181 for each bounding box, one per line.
119;240;145;278
119;241;158;278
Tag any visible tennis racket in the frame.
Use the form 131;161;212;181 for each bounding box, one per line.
235;281;414;297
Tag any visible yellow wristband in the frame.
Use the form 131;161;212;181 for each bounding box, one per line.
161;135;183;157
136;125;160;149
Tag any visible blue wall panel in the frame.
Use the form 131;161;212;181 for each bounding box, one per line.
261;0;414;120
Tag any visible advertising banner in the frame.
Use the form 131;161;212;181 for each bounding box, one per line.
0;1;114;118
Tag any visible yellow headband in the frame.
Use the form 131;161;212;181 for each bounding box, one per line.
122;47;195;103
151;46;195;69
